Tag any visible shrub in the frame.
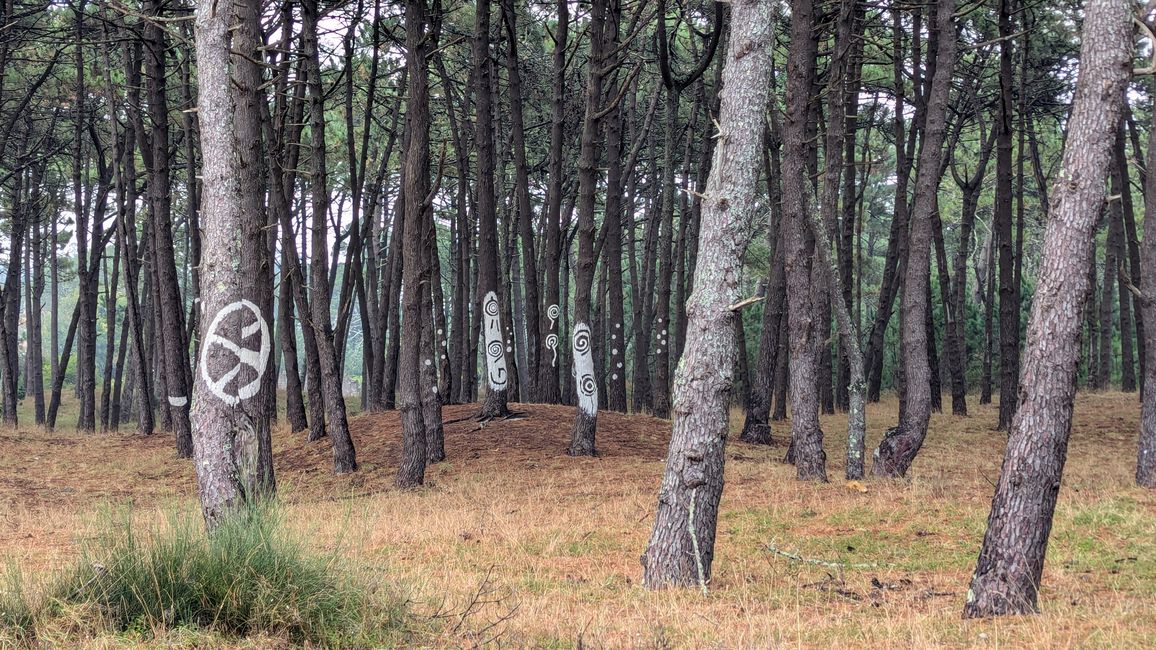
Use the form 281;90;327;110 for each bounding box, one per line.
1;505;407;648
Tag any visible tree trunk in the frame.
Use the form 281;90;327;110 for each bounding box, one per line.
191;0;277;527
872;0;956;478
642;0;772;587
782;0;825;481
142;0;192;454
739;114;785;445
302;0;357;472
474;0;511;418
995;0;1019;428
568;0;608;455
1137;77;1156;488
963;0;1131;614
396;0;433;488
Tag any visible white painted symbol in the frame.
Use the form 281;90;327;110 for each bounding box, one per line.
572;322;598;416
168;396;187;407
483;292;507;390
612;374;618;381
425;359;432;366
612;348;618;356
546;333;559;367
547;304;560;330
200;299;271;406
615;323;621;329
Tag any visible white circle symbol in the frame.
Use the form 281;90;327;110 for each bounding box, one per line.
200;300;271;406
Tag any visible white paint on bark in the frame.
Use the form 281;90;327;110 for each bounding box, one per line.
573;322;598;415
200;299;271;406
483;291;508;390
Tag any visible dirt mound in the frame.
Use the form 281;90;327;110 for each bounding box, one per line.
273;403;673;501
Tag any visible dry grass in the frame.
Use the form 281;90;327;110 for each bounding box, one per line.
0;392;1154;648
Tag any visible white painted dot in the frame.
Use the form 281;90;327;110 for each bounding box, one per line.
424;359;432;366
617;362;623;369
615;323;621;329
437;328;444;335
506;346;512;353
442;340;448;347
611;334;617;340
612;374;618;380
441;354;447;360
656;347;662;353
612;348;618;355
661;329;667;336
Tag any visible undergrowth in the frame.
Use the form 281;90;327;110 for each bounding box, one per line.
0;505;408;648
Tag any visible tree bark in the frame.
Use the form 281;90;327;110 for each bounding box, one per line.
642;0;772;587
396;0;434;488
142;0;192;454
1137;77;1156;488
191;0;278;527
963;0;1131;614
302;0;357;472
872;0;956;478
782;0;825;481
474;0;511;418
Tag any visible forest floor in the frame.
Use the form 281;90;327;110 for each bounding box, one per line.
0;392;1153;648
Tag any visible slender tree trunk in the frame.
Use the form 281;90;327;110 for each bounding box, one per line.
642;0;772;587
1136;78;1156;488
568;0;608;455
782;0;825;481
963;0;1130;613
302;0;357;472
995;0;1019;428
473;0;512;418
141;0;192;454
740;115;785;445
872;0;956;477
537;0;568;406
396;0;433;488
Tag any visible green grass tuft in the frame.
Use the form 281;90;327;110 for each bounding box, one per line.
1;505;408;648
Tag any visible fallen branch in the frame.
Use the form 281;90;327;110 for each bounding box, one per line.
766;539;881;570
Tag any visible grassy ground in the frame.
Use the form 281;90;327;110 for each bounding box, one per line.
0;392;1153;648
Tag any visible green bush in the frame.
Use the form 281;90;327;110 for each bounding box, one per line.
1;506;407;648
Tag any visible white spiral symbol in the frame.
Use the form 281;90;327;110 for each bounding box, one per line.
572;328;591;355
546;333;559;367
547;304;560;330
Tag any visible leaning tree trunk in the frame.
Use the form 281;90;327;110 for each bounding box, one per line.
642;0;773;589
302;0;357;472
1136;76;1156;488
191;0;277;528
871;0;956;478
962;0;1131;616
